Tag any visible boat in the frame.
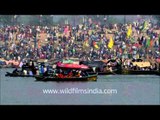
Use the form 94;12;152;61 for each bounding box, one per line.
122;69;160;75
87;71;121;75
5;72;35;77
35;62;98;81
79;59;122;75
35;74;97;81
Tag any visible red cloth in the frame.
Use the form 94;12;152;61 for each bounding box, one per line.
93;41;96;46
57;62;89;69
150;40;154;47
58;74;64;78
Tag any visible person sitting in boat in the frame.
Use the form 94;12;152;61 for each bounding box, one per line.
71;69;76;77
57;73;64;78
68;71;73;78
75;70;82;77
31;61;36;75
43;66;49;76
39;63;45;76
56;69;64;78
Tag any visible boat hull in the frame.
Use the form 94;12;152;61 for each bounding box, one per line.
5;72;35;77
35;75;97;81
88;70;160;75
122;70;160;75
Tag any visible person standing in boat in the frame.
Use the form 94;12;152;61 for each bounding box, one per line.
38;63;45;76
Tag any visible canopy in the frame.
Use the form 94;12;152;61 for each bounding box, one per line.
80;61;105;68
62;59;74;63
62;59;79;64
132;62;151;68
57;62;89;69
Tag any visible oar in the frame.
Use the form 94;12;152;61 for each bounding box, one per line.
109;68;117;75
111;71;117;75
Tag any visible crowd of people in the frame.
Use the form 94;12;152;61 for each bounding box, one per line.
0;18;160;71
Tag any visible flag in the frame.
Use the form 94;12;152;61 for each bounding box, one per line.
93;41;99;49
150;39;154;47
108;37;114;49
127;24;132;38
146;37;150;48
64;27;68;34
130;37;135;43
83;40;89;48
142;21;148;32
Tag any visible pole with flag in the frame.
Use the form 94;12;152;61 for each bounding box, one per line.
93;41;99;49
108;36;114;49
127;24;132;38
146;36;150;48
142;21;148;32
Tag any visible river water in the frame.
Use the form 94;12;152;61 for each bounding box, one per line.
0;68;160;105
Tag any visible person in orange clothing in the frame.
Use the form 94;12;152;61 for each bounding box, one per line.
75;70;82;77
58;73;64;78
67;70;73;78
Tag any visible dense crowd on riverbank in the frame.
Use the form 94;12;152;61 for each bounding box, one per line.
0;18;160;70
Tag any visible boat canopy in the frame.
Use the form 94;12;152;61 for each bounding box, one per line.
57;62;89;69
132;62;151;68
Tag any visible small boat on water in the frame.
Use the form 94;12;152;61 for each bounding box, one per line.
87;71;121;75
122;70;160;75
35;62;98;81
5;72;35;77
121;60;160;75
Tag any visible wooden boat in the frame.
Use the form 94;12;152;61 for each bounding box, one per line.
35;74;97;82
87;70;122;75
122;69;160;75
86;70;160;75
5;72;35;77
